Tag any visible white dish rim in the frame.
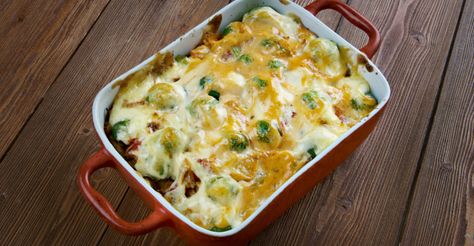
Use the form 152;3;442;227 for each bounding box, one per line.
91;0;390;237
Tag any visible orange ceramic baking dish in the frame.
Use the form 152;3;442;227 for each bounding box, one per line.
77;0;390;245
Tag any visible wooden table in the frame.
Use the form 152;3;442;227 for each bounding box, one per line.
0;0;472;245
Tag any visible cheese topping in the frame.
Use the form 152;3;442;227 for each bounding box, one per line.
107;7;377;231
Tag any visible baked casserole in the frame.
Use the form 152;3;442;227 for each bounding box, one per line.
106;7;377;231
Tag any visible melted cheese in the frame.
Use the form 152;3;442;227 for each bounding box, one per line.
108;7;377;231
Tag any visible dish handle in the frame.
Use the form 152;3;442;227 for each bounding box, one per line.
77;148;168;235
305;0;381;59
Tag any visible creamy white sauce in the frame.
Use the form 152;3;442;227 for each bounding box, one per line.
108;7;377;231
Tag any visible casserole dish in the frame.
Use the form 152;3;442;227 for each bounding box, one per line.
77;0;390;244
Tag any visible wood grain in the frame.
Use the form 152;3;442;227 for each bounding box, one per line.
95;1;350;245
0;0;471;245
250;0;466;245
0;0;110;158
400;0;474;244
0;0;227;245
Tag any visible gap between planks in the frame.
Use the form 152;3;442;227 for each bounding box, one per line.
0;0;113;164
2;0;456;244
394;0;469;243
1;0;343;171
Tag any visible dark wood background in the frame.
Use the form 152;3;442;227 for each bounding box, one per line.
0;0;472;245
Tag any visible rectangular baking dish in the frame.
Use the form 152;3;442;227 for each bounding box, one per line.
77;0;390;244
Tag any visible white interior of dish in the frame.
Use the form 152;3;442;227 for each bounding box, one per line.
92;0;390;237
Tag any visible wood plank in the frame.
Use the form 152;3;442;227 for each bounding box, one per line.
400;0;474;245
0;0;110;158
96;1;350;245
0;0;227;245
249;0;466;245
